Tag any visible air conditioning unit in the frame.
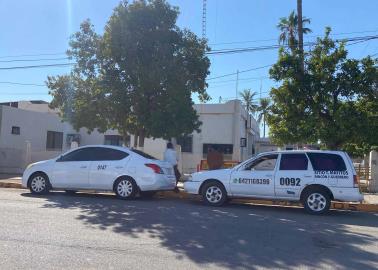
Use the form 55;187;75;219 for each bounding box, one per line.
66;134;81;146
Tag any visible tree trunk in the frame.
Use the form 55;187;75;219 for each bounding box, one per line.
297;0;304;72
263;117;266;138
133;131;138;148
138;129;145;151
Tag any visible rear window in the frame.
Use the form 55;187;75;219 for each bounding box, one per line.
131;149;157;160
307;153;346;171
280;154;308;170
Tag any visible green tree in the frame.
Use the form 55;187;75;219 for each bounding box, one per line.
239;89;258;115
257;97;271;138
47;0;210;148
277;11;311;53
268;27;378;153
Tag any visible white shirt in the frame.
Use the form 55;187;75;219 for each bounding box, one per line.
164;148;178;166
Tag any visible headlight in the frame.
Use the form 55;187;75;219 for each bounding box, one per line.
26;163;34;170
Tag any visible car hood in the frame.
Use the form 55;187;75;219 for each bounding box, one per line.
192;169;232;181
30;159;54;167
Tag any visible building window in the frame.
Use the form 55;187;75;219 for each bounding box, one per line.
104;135;125;146
177;135;193;153
46;131;63;150
203;144;233;155
11;126;20;135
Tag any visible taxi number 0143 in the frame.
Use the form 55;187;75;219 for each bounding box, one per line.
280;177;301;186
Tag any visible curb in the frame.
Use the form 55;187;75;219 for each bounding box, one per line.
0;182;23;189
1;182;377;213
157;191;378;213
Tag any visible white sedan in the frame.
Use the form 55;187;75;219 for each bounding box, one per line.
22;145;176;199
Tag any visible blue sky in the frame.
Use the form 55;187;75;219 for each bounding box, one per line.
0;0;377;104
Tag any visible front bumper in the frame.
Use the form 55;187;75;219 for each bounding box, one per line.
184;181;201;194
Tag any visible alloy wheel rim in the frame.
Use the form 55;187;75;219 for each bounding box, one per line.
31;176;46;192
307;193;327;211
205;186;222;203
117;180;133;197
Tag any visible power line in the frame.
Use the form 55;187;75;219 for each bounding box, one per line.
210;76;270;84
206;35;378;55
0;81;45;86
0;57;69;63
0;52;66;59
209;29;378;46
207;64;273;81
0;63;74;70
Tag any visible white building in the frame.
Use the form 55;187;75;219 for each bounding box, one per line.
0;100;259;174
133;100;260;173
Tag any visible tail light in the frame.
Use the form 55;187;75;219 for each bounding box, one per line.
145;163;164;174
353;175;359;188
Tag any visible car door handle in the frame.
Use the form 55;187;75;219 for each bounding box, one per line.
80;166;87;169
115;166;124;169
265;174;273;177
304;175;312;178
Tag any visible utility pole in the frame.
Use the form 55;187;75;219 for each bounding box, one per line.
297;0;304;72
235;70;239;99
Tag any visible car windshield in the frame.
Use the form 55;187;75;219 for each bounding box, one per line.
131;149;157;160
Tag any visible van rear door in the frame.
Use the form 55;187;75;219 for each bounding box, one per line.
306;152;351;188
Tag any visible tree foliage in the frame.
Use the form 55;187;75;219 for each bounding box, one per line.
239;89;258;115
47;0;210;147
277;11;311;52
268;27;378;154
257;97;271;138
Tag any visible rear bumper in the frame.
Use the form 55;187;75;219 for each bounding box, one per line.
331;187;364;202
140;174;176;191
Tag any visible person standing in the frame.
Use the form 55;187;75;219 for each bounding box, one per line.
164;142;181;192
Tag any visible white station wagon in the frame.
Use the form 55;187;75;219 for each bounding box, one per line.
184;150;363;214
22;145;176;198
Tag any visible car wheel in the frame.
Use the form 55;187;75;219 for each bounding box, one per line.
29;173;50;195
114;177;137;199
303;188;331;215
140;191;157;198
201;181;227;206
65;190;77;195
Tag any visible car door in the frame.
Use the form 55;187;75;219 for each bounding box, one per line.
230;154;278;197
88;147;131;190
274;153;313;198
52;148;93;189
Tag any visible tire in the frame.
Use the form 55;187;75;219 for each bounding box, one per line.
29;173;50;195
140;191;157;198
302;188;331;215
114;177;137;200
201;181;227;206
65;190;77;195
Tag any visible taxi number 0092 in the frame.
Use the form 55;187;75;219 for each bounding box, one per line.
280;177;301;186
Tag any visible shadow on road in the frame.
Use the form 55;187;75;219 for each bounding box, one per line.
21;192;378;269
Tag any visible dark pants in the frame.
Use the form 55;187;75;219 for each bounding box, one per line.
173;165;181;184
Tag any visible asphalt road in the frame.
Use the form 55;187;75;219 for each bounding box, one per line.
0;189;377;270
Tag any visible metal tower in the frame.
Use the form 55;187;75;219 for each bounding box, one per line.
202;0;207;39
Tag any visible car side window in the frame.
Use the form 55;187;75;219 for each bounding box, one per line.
307;153;346;171
245;154;278;171
59;148;94;162
91;147;129;161
280;154;308;170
